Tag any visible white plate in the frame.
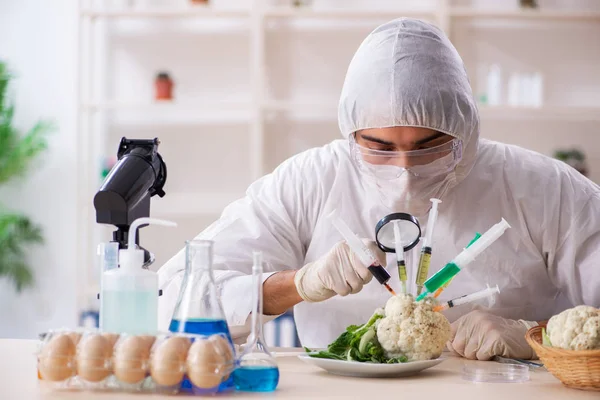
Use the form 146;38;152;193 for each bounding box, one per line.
298;354;445;378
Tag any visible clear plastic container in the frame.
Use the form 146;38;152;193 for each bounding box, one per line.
462;362;530;383
36;328;236;395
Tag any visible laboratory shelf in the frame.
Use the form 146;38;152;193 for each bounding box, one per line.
263;100;338;122
83;100;250;110
79;8;249;19
83;101;252;124
264;7;434;19
151;192;244;217
264;100;335;111
478;106;600;122
265;102;600;122
79;6;600;22
450;7;600;21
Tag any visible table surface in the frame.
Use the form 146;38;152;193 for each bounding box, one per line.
4;339;598;399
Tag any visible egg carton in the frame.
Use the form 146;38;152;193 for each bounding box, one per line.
36;328;237;395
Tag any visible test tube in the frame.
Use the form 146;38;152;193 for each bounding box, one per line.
416;199;441;295
393;221;407;294
416;218;510;301
327;210;396;296
433;285;500;312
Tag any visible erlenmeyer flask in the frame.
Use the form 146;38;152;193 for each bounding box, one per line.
169;240;231;339
168;239;234;393
233;251;279;392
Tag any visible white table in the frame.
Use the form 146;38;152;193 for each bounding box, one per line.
3;339;598;399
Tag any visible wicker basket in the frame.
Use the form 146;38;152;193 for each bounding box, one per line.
525;326;600;391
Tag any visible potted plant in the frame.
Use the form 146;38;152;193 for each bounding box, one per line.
553;148;588;177
0;61;54;292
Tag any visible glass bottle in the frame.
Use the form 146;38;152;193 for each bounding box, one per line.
233;252;279;392
169;240;234;392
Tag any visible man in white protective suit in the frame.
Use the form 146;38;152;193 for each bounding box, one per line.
157;18;600;361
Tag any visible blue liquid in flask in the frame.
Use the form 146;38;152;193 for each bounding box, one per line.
169;318;235;393
233;366;280;392
169;318;232;342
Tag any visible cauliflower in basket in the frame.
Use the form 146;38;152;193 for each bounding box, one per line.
376;294;451;361
546;305;600;351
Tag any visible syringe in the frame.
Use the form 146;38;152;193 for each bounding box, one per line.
392;221;407;294
328;210;397;296
432;232;481;299
416;198;441;295
416;218;510;301
433;284;500;312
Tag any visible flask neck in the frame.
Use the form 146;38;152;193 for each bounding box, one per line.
186;264;216;282
249;266;264;343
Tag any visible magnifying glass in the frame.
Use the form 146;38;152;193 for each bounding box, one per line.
375;213;421;293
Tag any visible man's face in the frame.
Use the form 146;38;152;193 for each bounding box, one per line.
354;127;455;169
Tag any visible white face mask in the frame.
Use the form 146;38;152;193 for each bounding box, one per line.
364;169;457;217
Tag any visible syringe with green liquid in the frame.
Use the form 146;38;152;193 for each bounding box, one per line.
416;219;510;301
432;232;481;298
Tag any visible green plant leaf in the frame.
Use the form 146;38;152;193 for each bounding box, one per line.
0;212;43;292
0;60;54;185
542;328;552;347
0;61;50;292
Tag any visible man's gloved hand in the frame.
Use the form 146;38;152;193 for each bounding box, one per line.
446;310;538;361
294;240;386;303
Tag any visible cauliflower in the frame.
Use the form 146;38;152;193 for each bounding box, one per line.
546;305;600;351
376;294;451;361
305;294;450;363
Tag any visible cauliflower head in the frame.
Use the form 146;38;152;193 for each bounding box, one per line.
547;305;600;351
376;294;451;361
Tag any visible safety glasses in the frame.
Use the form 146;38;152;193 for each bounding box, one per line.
349;133;463;180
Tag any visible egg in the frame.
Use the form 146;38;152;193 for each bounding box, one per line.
209;335;234;379
101;333;120;349
150;336;190;386
186;339;225;389
113;336;150;384
77;334;111;382
67;332;82;346
38;333;76;381
138;335;156;352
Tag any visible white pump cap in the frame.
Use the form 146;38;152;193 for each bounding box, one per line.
119;217;177;270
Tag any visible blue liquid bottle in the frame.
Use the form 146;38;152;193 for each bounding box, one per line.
169;240;235;394
233;252;279;392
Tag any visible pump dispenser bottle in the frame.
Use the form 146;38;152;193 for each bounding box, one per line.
100;217;177;334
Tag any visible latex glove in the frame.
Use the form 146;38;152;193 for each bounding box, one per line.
294;240;386;303
447;310;538;361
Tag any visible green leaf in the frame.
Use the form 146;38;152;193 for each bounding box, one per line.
0;60;50;292
364;312;384;329
0;212;43;292
0;60;54;185
307;351;346;361
319;311;392;364
386;356;408;364
327;331;353;355
542;328;552;347
358;328;376;354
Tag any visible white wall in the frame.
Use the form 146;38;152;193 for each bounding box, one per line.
0;0;78;338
